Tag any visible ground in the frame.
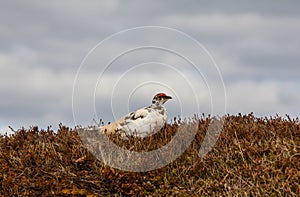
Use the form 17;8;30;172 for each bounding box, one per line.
0;113;299;196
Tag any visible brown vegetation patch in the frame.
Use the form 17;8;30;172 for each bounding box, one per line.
0;114;299;196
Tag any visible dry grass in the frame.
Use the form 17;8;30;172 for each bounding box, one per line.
0;113;299;196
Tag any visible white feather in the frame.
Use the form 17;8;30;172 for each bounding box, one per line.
97;93;171;139
117;106;167;138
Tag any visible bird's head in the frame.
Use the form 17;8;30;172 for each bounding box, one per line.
152;93;172;105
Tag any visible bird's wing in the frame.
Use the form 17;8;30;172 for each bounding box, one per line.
99;107;151;136
125;107;149;120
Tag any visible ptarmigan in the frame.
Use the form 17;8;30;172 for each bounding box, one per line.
100;93;172;138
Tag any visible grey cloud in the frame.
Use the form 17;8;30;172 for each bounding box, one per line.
0;1;299;132
0;62;74;128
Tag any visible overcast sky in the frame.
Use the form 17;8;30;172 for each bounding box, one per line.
1;0;300;134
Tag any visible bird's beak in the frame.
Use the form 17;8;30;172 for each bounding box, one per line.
164;95;172;100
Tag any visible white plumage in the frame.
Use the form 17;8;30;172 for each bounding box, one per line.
99;93;172;138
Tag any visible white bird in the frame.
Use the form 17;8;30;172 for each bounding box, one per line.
99;93;172;138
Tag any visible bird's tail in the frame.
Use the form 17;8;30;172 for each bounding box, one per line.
97;122;119;135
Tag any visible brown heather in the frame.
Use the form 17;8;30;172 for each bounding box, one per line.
0;113;299;196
